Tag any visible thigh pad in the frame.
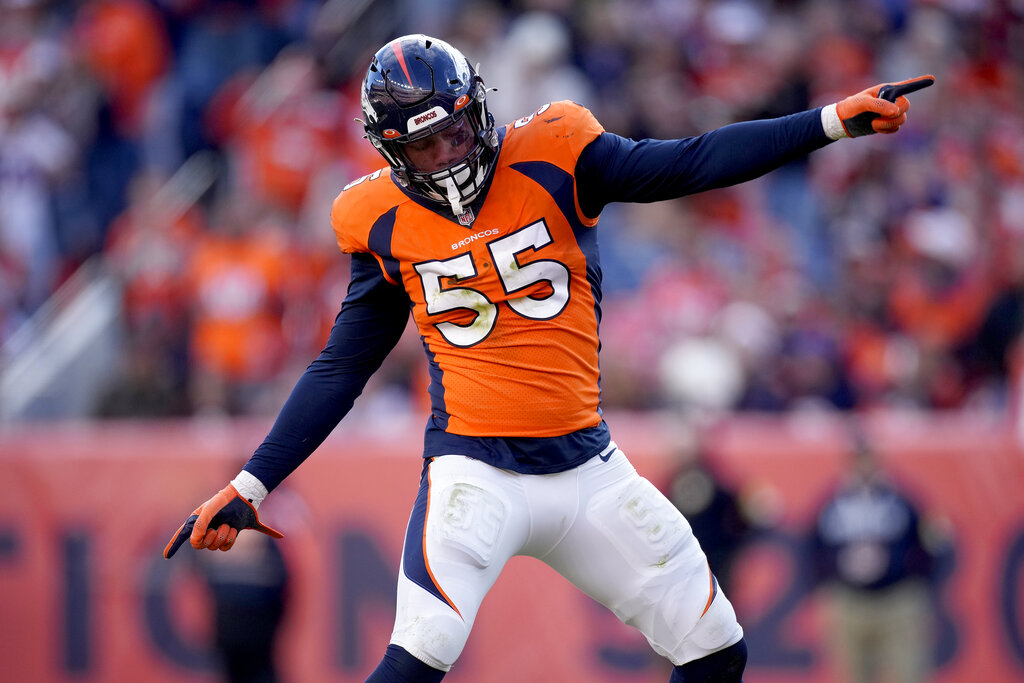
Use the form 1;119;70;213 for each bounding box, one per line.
586;476;695;573
434;481;506;568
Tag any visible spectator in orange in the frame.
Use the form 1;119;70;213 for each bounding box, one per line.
889;207;992;349
960;226;1024;405
209;48;344;218
105;168;203;338
887;206;995;407
73;0;170;135
185;198;294;415
101;168;205;415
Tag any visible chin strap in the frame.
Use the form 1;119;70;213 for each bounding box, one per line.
446;177;464;215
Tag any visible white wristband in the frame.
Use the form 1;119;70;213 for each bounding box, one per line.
821;103;848;140
231;470;269;510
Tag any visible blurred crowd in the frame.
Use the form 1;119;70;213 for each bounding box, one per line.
1;0;1022;419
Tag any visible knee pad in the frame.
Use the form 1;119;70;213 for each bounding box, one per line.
669;638;747;683
685;584;742;653
391;602;468;671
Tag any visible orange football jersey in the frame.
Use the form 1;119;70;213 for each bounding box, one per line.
331;101;605;438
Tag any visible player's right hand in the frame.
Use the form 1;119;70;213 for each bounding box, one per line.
163;484;283;558
834;75;935;137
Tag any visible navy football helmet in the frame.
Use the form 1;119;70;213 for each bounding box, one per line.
360;34;498;215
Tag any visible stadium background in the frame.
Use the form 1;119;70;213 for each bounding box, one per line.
1;0;1023;681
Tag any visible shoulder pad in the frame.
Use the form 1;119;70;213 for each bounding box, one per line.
331;167;404;254
506;100;604;158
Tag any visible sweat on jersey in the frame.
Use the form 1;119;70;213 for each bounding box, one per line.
245;101;831;490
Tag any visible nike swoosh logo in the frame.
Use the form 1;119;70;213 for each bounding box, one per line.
599;448;617;462
544;116;564;123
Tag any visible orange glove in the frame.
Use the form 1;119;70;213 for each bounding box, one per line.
163;484;283;558
833;75;935;137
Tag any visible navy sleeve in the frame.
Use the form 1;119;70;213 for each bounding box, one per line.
576;109;832;217
244;253;411;491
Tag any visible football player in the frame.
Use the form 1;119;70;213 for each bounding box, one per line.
165;34;933;682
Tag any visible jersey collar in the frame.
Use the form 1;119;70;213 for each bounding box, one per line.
392;126;507;228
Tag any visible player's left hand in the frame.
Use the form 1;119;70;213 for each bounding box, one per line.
833;75;935;137
163;484;283;558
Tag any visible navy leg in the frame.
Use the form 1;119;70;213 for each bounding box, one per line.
669;638;747;683
365;644;446;683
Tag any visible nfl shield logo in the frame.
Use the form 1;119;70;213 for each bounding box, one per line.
458;208;475;226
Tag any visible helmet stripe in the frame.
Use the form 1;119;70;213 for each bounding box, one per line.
390;40;414;84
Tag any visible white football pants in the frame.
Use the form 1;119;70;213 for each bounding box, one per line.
390;443;744;671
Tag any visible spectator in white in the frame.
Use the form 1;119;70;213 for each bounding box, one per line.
0;5;77;327
482;11;594;125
